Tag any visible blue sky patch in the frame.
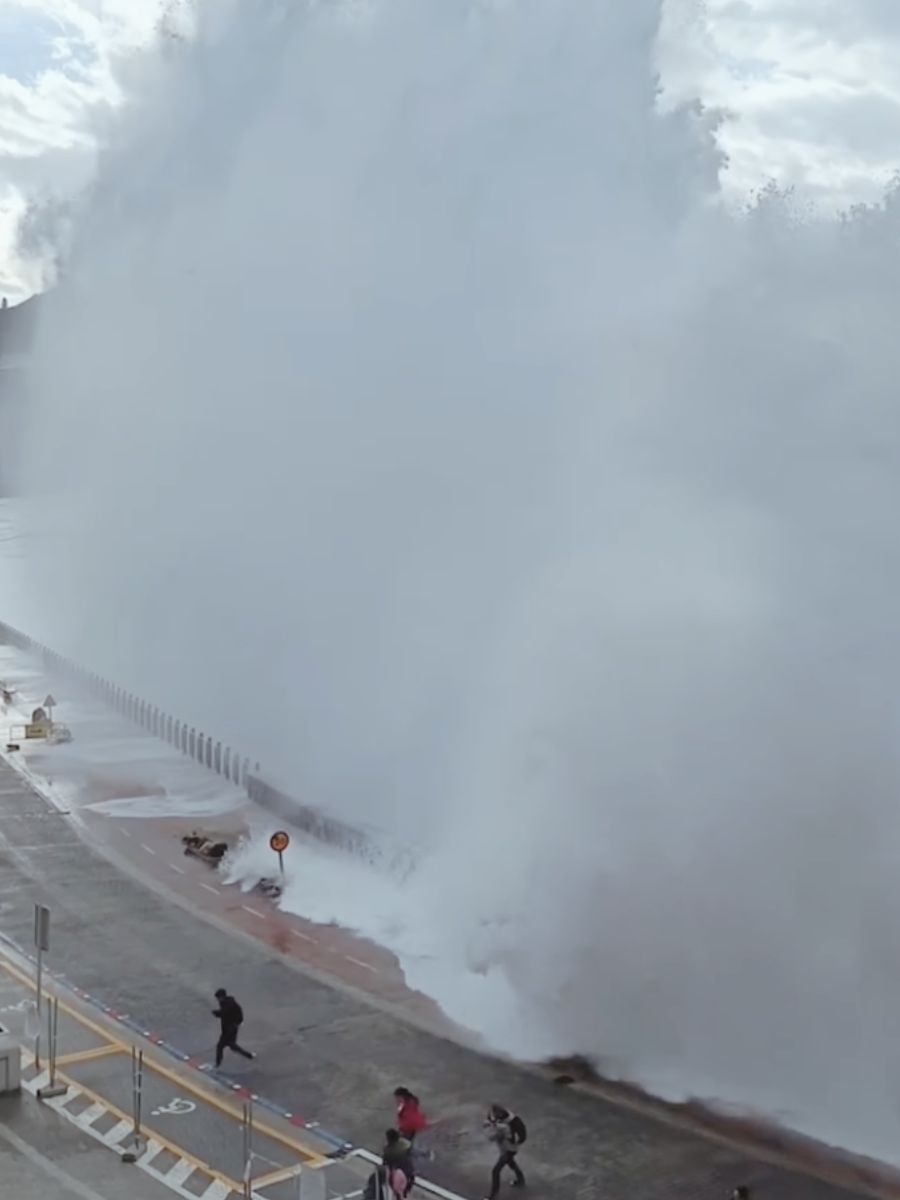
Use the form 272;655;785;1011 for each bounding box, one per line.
0;10;95;86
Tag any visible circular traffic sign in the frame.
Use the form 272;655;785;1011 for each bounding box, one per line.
269;830;290;854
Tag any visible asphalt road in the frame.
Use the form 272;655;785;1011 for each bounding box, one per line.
0;756;873;1200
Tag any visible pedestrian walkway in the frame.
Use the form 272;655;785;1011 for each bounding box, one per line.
0;951;369;1199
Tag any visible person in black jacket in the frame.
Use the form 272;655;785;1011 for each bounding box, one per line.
212;988;255;1068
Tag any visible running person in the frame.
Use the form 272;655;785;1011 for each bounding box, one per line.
394;1087;431;1160
484;1104;526;1198
212;988;255;1068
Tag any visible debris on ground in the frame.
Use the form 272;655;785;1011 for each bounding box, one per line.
182;832;229;863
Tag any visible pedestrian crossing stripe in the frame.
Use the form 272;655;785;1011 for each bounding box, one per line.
22;1060;240;1199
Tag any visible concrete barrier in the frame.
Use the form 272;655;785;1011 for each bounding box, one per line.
0;1022;21;1093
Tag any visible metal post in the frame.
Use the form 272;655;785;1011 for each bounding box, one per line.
122;1048;144;1163
33;904;49;1071
242;1099;254;1199
49;997;55;1082
34;946;41;1072
38;996;66;1099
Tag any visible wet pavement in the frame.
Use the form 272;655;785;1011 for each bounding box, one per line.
0;640;449;1032
0;636;894;1200
0;952;370;1198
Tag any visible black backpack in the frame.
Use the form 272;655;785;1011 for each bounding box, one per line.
231;999;244;1025
509;1114;527;1146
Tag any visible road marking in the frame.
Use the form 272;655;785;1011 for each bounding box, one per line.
241;905;266;919
56;1044;125;1067
199;1181;232;1200
165;1159;195;1186
0;996;32;1013
137;1138;163;1165
76;1100;107;1128
253;1163;305;1187
119;827;132;838
0;957;329;1166
0;1116;115;1200
152;1098;197;1117
140;843;156;856
169;863;185;875
141;1055;329;1164
0;959;121;1047
10;842;79;850
291;929;318;944
344;955;378;973
24;1067;236;1189
102;1118;133;1145
199;882;220;895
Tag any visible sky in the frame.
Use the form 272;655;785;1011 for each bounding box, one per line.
0;0;899;302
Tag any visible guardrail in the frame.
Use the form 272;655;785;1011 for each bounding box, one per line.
0;618;257;790
0;619;414;874
247;774;417;878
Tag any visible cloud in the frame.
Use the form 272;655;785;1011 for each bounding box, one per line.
1;0;900;301
696;0;900;204
0;0;159;301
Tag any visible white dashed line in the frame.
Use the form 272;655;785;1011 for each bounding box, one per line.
168;863;185;875
140;844;156;856
344;955;378;973
199;882;220;895
119;828;131;838
291;929;318;944
242;905;266;919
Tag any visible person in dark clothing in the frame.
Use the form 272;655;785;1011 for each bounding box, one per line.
382;1128;415;1197
484;1104;526;1198
212;988;254;1068
365;1164;408;1200
364;1165;389;1200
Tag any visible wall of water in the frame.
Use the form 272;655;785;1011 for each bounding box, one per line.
13;0;900;1162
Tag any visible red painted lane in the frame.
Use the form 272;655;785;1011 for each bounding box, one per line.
78;808;453;1033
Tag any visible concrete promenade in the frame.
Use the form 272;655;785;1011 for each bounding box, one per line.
0;747;883;1200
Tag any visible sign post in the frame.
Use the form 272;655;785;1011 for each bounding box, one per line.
269;830;290;876
43;695;56;729
33;904;49;1070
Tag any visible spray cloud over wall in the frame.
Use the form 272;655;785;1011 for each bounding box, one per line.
16;0;900;1163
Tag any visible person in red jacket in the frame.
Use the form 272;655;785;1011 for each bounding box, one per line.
393;1087;430;1160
